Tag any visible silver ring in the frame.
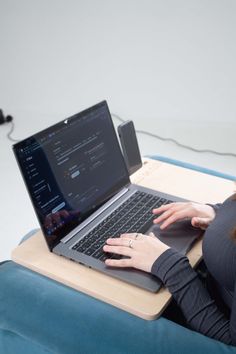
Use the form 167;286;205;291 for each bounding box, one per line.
129;239;133;249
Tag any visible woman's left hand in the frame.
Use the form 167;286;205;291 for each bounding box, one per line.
103;233;170;273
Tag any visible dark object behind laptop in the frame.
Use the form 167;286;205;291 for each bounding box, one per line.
118;120;142;175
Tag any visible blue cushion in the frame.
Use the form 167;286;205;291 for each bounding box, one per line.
0;329;51;354
0;261;236;354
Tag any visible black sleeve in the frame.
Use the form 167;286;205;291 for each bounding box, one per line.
151;248;236;346
206;203;222;214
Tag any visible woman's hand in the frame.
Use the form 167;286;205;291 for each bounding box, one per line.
103;233;170;273
153;202;216;230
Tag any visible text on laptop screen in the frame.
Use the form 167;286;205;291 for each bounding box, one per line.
13;101;130;249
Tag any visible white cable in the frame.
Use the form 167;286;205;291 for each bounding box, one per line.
111;113;236;158
6;121;19;143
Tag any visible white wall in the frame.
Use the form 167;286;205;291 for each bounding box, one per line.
1;0;236;124
0;0;236;260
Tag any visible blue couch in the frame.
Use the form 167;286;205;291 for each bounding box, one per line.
1;157;236;354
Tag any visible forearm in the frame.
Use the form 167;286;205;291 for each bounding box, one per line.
151;249;234;345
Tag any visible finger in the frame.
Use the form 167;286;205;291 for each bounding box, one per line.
153;203;187;224
152;203;177;214
106;237;135;248
153;208;176;224
106;237;129;246
120;233;139;240
160;210;189;229
105;258;132;267
103;245;132;257
148;232;156;239
152;203;174;214
191;217;210;229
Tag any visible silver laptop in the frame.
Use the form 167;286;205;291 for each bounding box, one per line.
13;101;200;292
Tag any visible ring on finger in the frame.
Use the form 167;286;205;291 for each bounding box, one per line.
128;239;134;249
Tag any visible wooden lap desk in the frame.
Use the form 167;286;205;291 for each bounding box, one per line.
11;158;235;320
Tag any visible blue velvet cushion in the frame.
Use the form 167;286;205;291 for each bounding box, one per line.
0;261;236;354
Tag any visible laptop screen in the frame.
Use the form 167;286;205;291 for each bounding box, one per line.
13;101;130;250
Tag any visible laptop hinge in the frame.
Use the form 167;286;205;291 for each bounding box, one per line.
61;187;129;244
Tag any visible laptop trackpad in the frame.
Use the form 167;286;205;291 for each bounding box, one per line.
146;219;203;255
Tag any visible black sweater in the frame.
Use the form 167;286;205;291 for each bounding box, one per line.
151;196;236;345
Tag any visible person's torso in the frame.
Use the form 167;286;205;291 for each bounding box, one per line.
203;196;236;308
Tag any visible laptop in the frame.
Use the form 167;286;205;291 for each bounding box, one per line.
13;101;200;292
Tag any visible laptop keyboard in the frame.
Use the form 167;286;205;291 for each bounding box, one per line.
71;191;172;261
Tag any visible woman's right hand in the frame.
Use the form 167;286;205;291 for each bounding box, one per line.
153;202;216;230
